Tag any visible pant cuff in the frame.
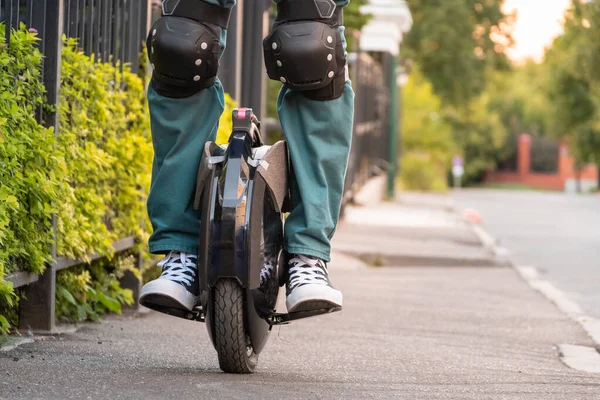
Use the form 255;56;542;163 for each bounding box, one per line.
149;243;198;255
285;245;331;263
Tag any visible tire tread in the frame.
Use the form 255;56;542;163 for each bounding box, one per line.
213;279;257;373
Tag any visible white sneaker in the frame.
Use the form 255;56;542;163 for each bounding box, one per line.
285;254;343;313
139;251;199;311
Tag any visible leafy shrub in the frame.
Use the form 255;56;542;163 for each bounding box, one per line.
216;93;237;144
401;152;448;192
55;38;153;259
0;25;238;332
0;24;57;332
56;257;134;323
401;66;456;190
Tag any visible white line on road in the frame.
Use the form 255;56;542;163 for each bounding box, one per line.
516;266;600;373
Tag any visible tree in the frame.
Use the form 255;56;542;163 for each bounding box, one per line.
404;0;513;106
545;0;600;168
401;0;514;183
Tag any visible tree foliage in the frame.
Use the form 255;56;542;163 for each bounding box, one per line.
404;0;513;106
401;67;456;190
401;0;513;183
544;0;600;166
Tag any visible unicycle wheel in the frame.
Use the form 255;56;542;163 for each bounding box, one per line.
213;278;258;373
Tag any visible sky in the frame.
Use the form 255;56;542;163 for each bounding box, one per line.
503;0;571;62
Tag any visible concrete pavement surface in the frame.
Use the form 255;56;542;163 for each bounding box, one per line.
334;195;508;267
2;194;600;399
451;189;600;319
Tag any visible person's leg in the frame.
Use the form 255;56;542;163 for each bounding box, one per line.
140;0;235;312
264;0;354;312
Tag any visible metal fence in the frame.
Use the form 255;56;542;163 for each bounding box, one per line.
344;51;390;206
2;0;151;333
530;135;560;173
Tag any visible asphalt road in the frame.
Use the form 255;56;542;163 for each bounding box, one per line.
2;200;600;399
452;189;600;319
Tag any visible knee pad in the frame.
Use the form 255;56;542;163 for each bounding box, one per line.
147;0;231;98
263;0;347;101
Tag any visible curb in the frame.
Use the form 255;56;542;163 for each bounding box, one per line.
446;196;513;268
516;266;600;373
336;249;501;268
0;338;34;352
467;222;513;267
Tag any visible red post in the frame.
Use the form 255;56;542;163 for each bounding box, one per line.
518;134;531;179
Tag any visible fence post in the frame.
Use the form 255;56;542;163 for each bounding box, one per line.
241;0;269;122
385;53;398;199
219;1;243;103
19;0;64;334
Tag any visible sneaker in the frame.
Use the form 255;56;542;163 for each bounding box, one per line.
260;252;277;288
253;252;279;315
139;251;199;311
286;254;343;313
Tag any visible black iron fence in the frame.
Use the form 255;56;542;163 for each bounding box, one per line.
2;0;150;333
344;51;390;205
531;135;560;173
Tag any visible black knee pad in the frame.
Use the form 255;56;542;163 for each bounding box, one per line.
147;0;231;98
263;0;347;101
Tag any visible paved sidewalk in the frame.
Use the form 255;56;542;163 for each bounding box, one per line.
334;194;507;267
1;196;599;399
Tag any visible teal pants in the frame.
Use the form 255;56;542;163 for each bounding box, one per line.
147;0;354;262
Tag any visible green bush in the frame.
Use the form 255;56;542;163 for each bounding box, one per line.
1;25;240;333
0;25;57;332
400;152;448;192
0;26;152;332
56;38;153;259
401;66;456;190
56;257;134;323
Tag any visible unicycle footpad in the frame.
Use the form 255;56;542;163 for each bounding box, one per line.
267;307;342;325
144;304;205;322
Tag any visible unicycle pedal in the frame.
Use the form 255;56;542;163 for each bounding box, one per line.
143;303;205;322
267;307;342;326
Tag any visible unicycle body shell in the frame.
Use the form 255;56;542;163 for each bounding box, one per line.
195;109;287;357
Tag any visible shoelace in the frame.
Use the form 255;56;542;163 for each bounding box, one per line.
288;255;329;289
157;251;197;286
260;254;277;284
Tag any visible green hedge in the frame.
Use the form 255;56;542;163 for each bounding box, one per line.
1;25;238;333
0;25;152;333
0;25;56;332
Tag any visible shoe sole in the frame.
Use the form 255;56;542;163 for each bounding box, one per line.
139;279;197;312
286;285;343;313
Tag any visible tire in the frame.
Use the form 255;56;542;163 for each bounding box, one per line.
213;278;258;373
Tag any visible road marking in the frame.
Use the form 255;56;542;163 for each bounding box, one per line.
516;266;600;373
558;344;600;373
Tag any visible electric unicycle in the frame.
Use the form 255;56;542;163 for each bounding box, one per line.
147;108;340;373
